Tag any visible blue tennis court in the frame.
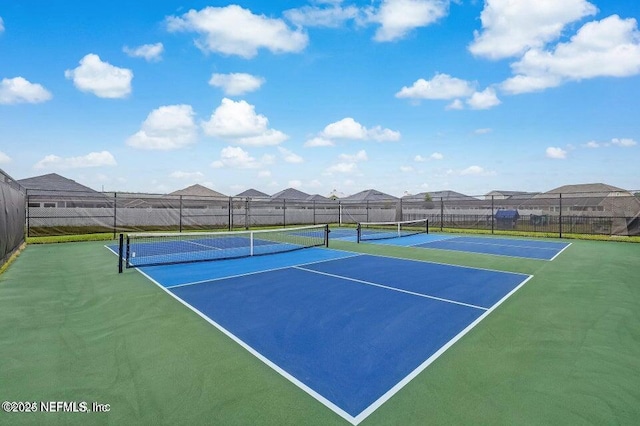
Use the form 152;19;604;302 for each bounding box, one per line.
123;246;532;424
368;233;571;260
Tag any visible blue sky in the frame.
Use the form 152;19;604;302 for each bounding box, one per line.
1;0;639;197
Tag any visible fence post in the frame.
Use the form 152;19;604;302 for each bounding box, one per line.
26;190;31;238
440;197;444;231
179;195;183;232
245;198;249;230
366;200;369;222
491;195;495;234
228;197;232;230
283;199;286;227
113;192;117;239
559;193;563;238
313;200;316;225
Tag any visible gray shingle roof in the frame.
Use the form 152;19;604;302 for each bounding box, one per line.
270;187;311;200
169;184;226;197
342;189;398;201
17;173;100;196
235;188;270;198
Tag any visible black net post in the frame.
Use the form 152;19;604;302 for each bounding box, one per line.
324;224;329;247
356;223;362;243
118;233;124;273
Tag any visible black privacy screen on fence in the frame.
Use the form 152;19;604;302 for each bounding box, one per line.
1;169;26;267
23;188;640;238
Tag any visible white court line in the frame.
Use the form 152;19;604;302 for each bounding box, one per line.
404;241;555;262
166;253;365;289
293;266;488;311
324;247;532;277
116;243;535;425
549;242;572;261
134;267;358;425
425;238;564;252
352;274;534;424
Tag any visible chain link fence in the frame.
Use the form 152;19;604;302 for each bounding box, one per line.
0;169;26;267
22;188;640;238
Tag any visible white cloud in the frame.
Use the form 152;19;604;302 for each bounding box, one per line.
339;150;368;162
413;152;443;162
469;0;597;60
467;87;501;110
34;151;117;170
288;179;303;188
502;15;640;94
0;151;11;164
211;146;271;169
0;77;52;104
202;98;288;146
127;105;198;150
0;17;4;33
445;99;464;110
284;2;360;28
369;0;449;42
304;136;335;147
169;171;205;180
460;165;496;176
611;138;637;147
585;138;637;148
65;54;133;98
326;162;358;174
209;73;265;96
123;43;164;61
167;5;308;58
546;147;568;159
278;147;304;163
321;117;400;142
400;166;414;172
258;170;272;178
396;73;475;100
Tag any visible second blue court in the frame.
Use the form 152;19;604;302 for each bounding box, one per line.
368;233;571;260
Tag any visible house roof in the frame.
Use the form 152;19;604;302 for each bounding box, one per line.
402;190;476;201
342;189;398;201
305;194;330;201
169;184;226;198
17;173;101;196
270;187;311;200
544;183;629;196
235;188;270;198
486;190;537;197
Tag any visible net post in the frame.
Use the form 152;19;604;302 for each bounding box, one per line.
250;231;254;256
324;224;329;247
426;219;429;234
118;233;124;273
356;223;361;243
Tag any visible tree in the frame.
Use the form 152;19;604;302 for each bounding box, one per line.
424;193;432;202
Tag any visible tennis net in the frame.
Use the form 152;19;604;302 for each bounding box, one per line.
118;224;329;271
357;219;428;243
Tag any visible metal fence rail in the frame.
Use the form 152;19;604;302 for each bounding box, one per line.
22;188;640;238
